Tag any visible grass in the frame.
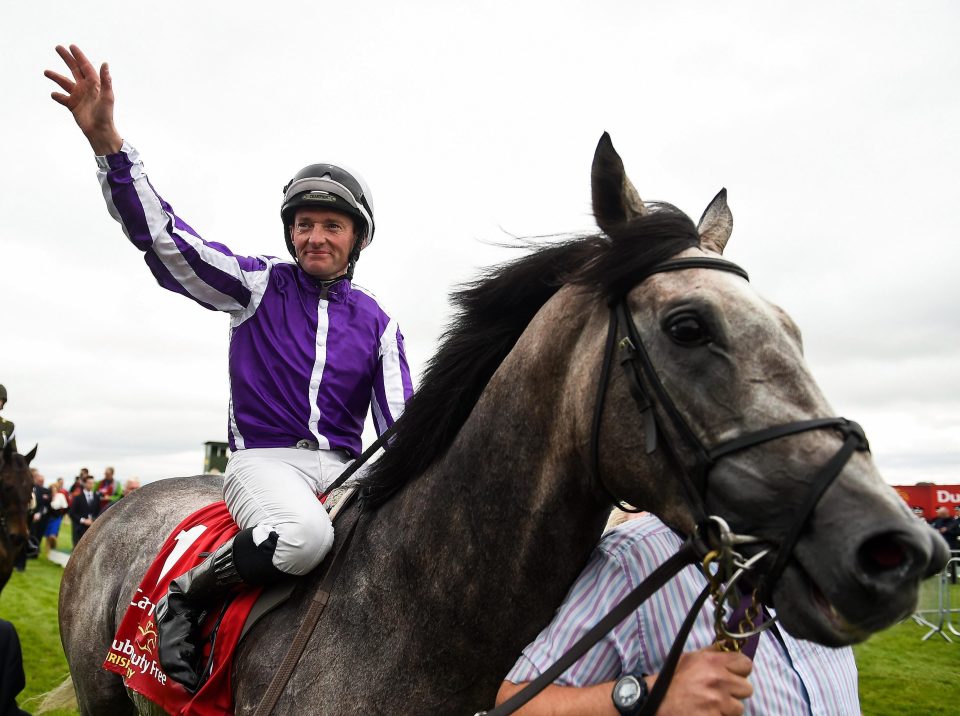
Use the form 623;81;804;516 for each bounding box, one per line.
855;619;960;715
853;578;960;715
0;557;75;715
1;526;958;715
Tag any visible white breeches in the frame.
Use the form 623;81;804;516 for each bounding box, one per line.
223;447;351;576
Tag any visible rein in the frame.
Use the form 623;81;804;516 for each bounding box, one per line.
490;255;870;715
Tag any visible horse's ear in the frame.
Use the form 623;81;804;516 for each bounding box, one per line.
697;188;733;255
591;132;647;236
2;441;11;464
24;444;37;465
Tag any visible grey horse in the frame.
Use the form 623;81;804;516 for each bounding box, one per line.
58;135;947;715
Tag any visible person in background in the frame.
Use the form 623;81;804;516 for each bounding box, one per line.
123;477;141;495
0;385;17;453
0;619;30;716
97;465;122;510
931;506;959;584
68;474;101;545
44;477;70;553
69;467;90;501
29;469;51;559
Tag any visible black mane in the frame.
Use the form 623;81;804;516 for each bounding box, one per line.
359;206;700;508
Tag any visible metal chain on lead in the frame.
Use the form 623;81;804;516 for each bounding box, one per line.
698;517;778;651
702;549;742;652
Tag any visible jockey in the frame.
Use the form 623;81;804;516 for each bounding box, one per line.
0;385;15;453
45;45;414;690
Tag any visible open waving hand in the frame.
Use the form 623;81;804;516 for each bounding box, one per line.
44;44;122;155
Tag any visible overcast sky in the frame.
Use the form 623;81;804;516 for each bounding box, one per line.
2;1;958;487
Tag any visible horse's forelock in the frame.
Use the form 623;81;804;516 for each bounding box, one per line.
572;204;701;300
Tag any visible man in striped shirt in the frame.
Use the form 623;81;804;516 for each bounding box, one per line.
497;513;861;715
46;44;413;690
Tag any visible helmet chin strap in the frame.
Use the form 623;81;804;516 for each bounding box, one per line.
344;236;363;281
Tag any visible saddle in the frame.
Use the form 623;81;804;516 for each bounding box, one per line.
103;491;355;716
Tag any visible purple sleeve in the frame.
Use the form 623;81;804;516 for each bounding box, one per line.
96;142;272;313
370;320;414;435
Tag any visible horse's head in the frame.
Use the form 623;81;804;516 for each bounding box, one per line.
0;442;36;592
588;133;948;646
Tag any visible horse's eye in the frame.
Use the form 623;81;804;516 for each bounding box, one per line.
667;315;709;345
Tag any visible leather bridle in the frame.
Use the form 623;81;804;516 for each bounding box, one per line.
485;255;872;716
589;255;870;599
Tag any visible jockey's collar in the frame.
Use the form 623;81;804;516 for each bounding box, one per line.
299;272;352;302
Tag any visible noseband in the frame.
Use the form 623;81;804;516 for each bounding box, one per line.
589;256;870;597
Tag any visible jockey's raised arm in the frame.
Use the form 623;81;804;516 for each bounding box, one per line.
97;144;275;313
46;46;271;311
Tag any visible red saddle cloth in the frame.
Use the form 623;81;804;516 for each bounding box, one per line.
103;501;263;716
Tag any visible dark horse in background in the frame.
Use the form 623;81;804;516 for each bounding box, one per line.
0;442;36;593
59;135;947;714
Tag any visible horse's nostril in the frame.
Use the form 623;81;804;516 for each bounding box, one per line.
858;534;908;574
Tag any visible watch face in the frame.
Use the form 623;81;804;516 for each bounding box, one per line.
614;676;641;707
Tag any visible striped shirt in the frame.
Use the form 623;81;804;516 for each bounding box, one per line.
96;143;414;456
506;514;861;715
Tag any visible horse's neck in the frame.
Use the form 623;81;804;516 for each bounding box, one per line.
357;288;610;662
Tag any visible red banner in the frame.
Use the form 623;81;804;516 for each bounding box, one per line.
893;484;960;519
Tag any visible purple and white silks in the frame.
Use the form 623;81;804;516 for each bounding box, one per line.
96;142;414;457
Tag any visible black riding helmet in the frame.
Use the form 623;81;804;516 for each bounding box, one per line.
280;163;376;279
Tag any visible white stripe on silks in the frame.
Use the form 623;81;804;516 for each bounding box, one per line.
100;172;126;226
131;180;246;311
227;327;246;449
232;258;284;324
228;398;245;450
370;389;388;435
350;283;377;302
378;320;407;424
307;298;332;450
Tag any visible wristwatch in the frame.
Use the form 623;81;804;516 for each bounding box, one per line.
612;672;649;715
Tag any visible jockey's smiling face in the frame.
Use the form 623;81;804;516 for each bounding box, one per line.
290;208;356;280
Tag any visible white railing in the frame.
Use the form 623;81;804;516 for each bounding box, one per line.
911;551;960;642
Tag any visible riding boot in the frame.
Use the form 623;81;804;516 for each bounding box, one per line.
155;525;283;691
